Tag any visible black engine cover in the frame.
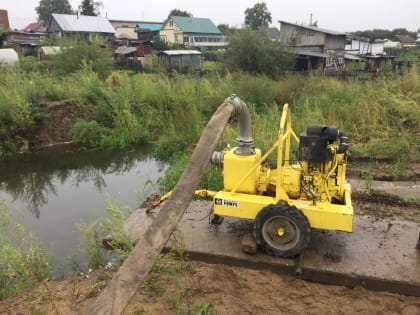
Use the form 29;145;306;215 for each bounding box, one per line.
298;135;332;163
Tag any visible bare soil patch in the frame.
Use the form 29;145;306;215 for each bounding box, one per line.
36;102;80;145
1;259;419;315
352;189;420;223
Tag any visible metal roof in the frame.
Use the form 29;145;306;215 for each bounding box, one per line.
51;14;115;33
170;16;221;35
344;53;363;61
297;50;330;58
136;23;162;31
279;20;347;36
393;34;416;43
114;46;137;55
159;50;202;56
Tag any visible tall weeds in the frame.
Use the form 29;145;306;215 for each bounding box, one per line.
0;199;51;300
1;62;418;164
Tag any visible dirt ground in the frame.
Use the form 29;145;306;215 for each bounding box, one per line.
1;258;420;315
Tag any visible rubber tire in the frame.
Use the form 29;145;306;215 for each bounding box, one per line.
254;203;310;258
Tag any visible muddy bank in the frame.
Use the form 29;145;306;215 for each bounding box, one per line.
349;178;420;223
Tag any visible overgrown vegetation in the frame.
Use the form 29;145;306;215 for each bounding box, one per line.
75;198;133;271
0;200;51;300
52;39;113;79
1;56;419;174
225;28;296;78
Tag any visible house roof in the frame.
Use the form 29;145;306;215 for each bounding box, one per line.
114;46;137;55
159;50;202;56
50;14;115;34
170;16;221;35
279;20;346;36
24;21;47;33
393;34;415;43
297;50;330;58
136;23;162;31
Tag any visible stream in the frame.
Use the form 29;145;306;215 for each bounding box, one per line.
0;145;167;273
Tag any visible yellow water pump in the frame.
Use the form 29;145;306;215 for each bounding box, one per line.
157;96;353;257
209;97;353;257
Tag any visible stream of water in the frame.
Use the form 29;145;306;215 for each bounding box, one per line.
0;145;167;273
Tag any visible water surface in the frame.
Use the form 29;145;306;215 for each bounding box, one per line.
0;145;167;271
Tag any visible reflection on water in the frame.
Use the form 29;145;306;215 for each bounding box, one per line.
0;145;165;218
0;145;167;270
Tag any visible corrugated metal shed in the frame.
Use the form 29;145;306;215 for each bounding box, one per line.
171;16;221;35
159;50;202;72
51;13;115;34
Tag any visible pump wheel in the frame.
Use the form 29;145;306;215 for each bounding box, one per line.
254;203;310;258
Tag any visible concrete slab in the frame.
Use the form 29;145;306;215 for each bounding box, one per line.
170;201;420;297
122;199;420;296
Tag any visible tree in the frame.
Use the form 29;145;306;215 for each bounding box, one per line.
79;0;102;16
217;24;230;35
168;9;192;18
225;28;295;78
351;28;417;40
36;0;73;22
244;2;272;30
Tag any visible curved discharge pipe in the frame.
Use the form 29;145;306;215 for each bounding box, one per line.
230;95;254;155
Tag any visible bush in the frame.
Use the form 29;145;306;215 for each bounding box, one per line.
224;28;296;78
70;119;108;147
52;39;112;79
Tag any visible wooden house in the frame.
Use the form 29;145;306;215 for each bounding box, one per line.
47;13;115;41
393;35;416;48
135;23;162;42
0;30;45;56
279;20;346;53
279;20;347;71
160;16;227;48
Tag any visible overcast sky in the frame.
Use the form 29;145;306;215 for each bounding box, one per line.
2;0;419;33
